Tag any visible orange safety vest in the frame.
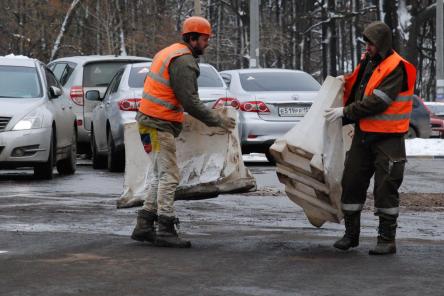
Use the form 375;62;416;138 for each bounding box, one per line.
343;51;417;133
138;43;192;123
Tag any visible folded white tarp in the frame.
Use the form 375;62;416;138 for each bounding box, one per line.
270;76;352;227
117;108;256;208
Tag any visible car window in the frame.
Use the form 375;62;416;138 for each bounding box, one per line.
83;62;130;87
198;66;224;87
45;68;60;88
239;72;320;92
128;66;150;88
110;71;124;94
51;62;75;86
0;65;42;98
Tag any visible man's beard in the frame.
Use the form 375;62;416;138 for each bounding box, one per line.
193;46;204;56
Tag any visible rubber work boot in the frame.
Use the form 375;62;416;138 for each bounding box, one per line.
131;209;157;243
369;217;397;255
154;215;191;248
334;212;360;250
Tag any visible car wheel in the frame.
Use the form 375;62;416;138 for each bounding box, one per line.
34;130;55;180
91;128;107;169
56;126;77;175
107;131;125;172
405;126;417;139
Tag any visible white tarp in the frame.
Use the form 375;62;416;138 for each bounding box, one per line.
117;108;256;208
270;76;352;227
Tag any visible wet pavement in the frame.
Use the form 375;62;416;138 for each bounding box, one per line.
0;159;443;296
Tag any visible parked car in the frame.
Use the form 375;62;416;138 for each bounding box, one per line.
407;95;431;139
87;62;228;172
0;56;77;179
424;101;444;138
219;68;321;162
48;55;151;153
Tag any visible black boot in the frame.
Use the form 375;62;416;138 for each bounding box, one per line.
131;209;157;243
154;215;191;248
369;216;397;255
334;212;360;251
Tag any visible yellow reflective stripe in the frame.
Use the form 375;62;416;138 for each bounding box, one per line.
146;71;170;86
375;207;399;216
158;48;191;76
368;113;411;121
142;92;183;113
373;89;393;104
395;95;412;102
341;203;364;211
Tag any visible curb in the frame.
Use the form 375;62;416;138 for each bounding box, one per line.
407;155;444;159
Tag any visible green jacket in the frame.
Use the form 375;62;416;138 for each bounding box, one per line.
137;42;222;137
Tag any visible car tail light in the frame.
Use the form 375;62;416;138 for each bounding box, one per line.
118;98;141;111
240;101;270;113
76;119;83;126
70;86;84;106
212;97;240;109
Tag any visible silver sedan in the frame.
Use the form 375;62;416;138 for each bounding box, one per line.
220;68;320;162
0;56;77;179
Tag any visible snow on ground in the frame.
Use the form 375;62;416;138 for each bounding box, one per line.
405;138;444;157
243;138;444;162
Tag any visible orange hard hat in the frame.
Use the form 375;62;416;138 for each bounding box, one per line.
182;16;212;36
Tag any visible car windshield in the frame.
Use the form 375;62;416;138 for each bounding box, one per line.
426;104;444;115
0;66;42;98
239;71;320;92
198;66;224;87
83;62;130;87
128;66;150;88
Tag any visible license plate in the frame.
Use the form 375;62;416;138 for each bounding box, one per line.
278;106;309;117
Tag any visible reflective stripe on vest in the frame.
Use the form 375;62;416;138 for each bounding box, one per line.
343;51;417;134
138;43;192;123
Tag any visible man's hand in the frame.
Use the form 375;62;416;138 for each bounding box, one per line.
219;114;236;131
336;75;345;83
324;107;344;122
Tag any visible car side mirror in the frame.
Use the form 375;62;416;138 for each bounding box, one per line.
49;86;62;98
85;90;101;101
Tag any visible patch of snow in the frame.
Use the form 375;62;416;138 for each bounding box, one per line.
406;138;444;156
2;54;30;59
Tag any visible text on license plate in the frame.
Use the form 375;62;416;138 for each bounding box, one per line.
278;106;310;117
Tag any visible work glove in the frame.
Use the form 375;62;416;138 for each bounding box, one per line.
219;114;236;131
336;75;345;83
324;107;344;122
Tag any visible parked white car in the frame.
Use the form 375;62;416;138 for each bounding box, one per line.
48;55;151;153
0;56;77;179
220;68;320;162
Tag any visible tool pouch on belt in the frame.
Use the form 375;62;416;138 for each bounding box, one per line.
375;136;406;182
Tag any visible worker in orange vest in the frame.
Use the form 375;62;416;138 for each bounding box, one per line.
324;21;417;255
131;16;236;248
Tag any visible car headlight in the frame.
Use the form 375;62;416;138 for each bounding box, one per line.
12;110;43;130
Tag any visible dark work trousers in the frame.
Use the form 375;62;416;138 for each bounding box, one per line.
341;129;406;219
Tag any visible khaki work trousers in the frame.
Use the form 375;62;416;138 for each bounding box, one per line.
341;129;406;218
139;125;179;217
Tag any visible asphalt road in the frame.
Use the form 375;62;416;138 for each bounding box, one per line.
0;159;443;296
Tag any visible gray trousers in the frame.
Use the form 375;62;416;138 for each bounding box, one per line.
341;130;406;218
139;126;179;217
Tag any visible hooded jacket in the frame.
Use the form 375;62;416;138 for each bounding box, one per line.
343;21;412;136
